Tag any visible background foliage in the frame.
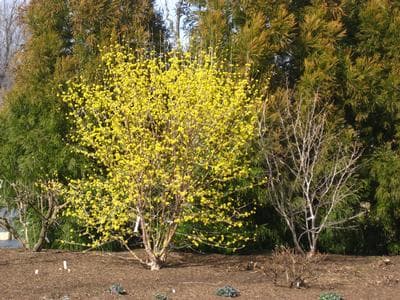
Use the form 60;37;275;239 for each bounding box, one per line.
1;0;400;255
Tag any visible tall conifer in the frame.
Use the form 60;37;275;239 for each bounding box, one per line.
0;0;165;249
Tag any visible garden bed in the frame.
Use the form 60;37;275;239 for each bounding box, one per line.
0;249;399;299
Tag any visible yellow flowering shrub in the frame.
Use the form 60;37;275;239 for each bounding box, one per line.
63;45;260;270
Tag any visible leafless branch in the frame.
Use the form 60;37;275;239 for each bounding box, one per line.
259;90;362;256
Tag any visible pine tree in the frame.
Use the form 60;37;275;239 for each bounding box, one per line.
294;0;346;99
343;0;400;147
69;0;166;76
187;0;295;78
341;0;400;253
0;0;75;184
1;0;166;181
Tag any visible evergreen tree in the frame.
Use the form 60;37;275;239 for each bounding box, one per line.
341;0;400;253
187;0;295;78
0;0;165;250
294;0;346;99
0;0;75;184
343;0;400;147
187;0;354;252
0;0;166;181
69;0;166;76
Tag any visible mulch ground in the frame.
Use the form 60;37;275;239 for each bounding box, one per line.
0;249;399;299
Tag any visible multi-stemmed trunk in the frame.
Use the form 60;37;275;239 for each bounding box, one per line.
140;216;178;271
305;203;318;257
260;93;361;261
307;235;318;258
32;220;50;252
32;194;66;252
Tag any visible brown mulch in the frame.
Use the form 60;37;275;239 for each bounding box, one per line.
0;249;400;299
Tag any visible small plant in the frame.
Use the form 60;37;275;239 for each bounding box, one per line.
245;260;257;270
216;285;240;297
154;292;168;300
109;283;127;295
266;246;325;288
319;292;343;300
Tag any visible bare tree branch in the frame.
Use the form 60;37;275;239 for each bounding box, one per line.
259;90;363;256
0;0;25;94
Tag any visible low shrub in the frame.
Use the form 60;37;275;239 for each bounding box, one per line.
216;285;240;297
266;246;325;288
319;292;343;300
154;292;168;300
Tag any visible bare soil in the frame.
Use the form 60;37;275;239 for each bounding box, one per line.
0;249;399;299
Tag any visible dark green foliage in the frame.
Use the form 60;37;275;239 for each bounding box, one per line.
154;292;168;300
186;0;400;255
370;148;400;253
49;217;89;251
320;292;343;300
0;0;166;250
339;2;400;254
216;285;240;298
249;203;289;251
187;0;295;79
319;229;356;255
1;0;166;182
109;283;127;295
342;0;400;147
1;0;400;255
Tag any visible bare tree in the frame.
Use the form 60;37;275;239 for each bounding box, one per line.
259;91;362;256
0;179;66;251
0;0;25;94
